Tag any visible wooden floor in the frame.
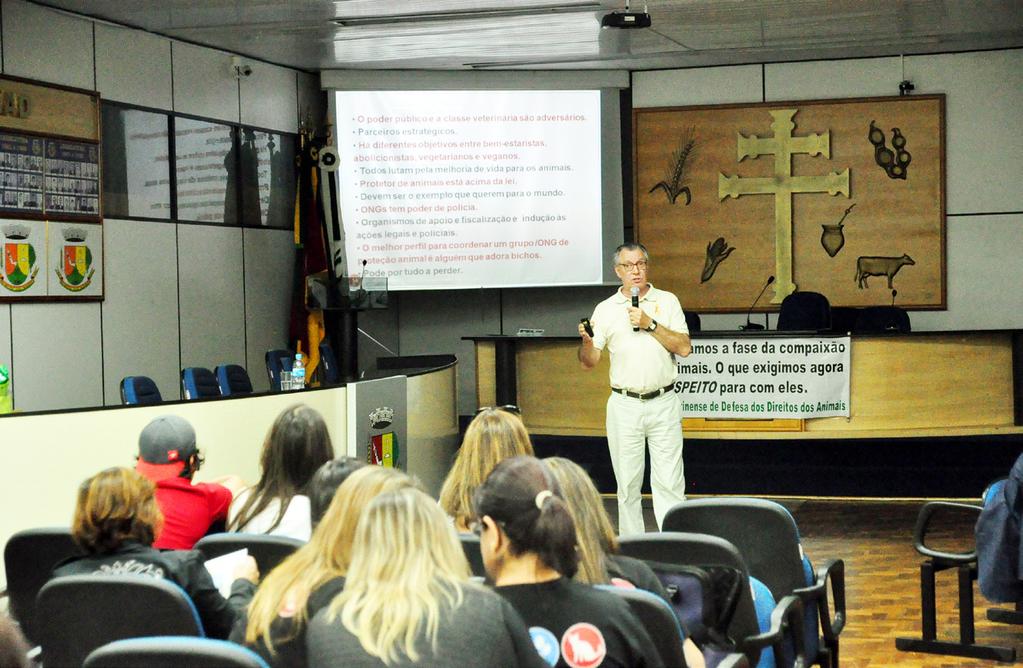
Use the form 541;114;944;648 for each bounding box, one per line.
612;498;1023;667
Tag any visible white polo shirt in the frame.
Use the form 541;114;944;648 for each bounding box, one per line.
590;284;688;394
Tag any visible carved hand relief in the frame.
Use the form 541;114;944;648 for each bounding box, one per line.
701;237;734;283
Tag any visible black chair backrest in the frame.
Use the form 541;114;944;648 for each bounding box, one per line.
853;305;911;333
36;574;204;667
458;533;487;578
618;532;762;664
596;585;687;668
3;527;80;645
685;310;702;333
215;364;253;396
319;341;340;384
119;376;162;405
828;306;860;334
662;499;806;613
84;637;270;668
181;367;221;400
193;533;304;575
776;291;831;331
265;349;294;391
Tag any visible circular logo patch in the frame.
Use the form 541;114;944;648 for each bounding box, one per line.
529;626;560;666
560;622;606;668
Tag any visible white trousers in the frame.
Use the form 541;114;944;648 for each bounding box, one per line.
606;390;686;536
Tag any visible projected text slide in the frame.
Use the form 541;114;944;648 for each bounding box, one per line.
336;90;602;290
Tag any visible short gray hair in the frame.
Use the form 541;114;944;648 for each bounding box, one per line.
612;243;649;267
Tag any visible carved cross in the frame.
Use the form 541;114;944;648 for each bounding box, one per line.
718;108;850;303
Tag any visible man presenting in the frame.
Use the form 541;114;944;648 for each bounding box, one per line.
578;243;692;535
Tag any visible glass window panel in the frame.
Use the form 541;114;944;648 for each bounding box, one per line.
101;104;171;219
240;129;296;229
174;117;237;224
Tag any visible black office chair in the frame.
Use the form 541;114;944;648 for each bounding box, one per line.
619;532;797;668
596;585;688;668
119;376;162;405
36;575;204;667
181;367;221;400
458;533;486;578
215;364;253;396
853;305;911;333
685;310;702;333
3;527;80;645
319;341;340;384
193;534;304;575
663;499;845;668
84;637;270;668
776;291;831;332
265;349;294;391
895;477;1016;661
827;306;859;335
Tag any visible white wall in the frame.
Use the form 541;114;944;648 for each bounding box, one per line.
0;0;308;410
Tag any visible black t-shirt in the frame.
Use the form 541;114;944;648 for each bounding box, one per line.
495;578;665;668
230;576;345;668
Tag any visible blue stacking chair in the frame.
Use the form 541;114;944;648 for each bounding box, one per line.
265;349;294;391
663;499;845;668
85;637;270;668
319;341;340;384
36;575;204;667
119;376;162;405
181;367;221;400
215;364;253;396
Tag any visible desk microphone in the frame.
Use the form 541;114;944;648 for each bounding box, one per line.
740;276;775;331
891;289;897;306
631;286;640;331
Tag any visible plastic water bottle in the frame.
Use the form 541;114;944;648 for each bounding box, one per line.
0;364;11;414
292;353;305;390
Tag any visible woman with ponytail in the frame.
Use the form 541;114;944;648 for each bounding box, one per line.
473;455;664;668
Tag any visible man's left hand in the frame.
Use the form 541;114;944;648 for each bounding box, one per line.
627;306;650;331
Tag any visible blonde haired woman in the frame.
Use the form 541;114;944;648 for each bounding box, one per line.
545;457;667;598
233;466;413;668
307;487;546;668
439;406;533;531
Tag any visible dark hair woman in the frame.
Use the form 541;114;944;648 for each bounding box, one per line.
473;455;665;668
52;467;257;639
229;404;335;540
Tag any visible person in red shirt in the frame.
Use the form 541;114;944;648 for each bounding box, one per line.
135;415;245;550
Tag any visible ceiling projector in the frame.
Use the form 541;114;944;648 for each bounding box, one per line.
601;10;652;29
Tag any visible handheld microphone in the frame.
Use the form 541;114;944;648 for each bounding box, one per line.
740;276;775;331
891;289;897;306
630;286;640;331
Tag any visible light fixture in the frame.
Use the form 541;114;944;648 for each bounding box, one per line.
333;3;601;28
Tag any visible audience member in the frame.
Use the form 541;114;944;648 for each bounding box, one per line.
0;614;30;668
545;456;668;598
52;467;257;640
230;405;335;540
474;455;666;668
135;414;244;550
439;406;533;531
306;487;546;668
307;457;366;527
234;466;412;668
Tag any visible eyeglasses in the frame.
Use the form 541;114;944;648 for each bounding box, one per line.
475;405;521;416
617;261;648;272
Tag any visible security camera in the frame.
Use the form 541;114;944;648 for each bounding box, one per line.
231;56;253;78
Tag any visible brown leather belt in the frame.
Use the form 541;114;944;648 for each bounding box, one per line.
611;383;676;400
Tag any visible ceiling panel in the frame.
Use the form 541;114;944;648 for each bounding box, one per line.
32;0;1023;71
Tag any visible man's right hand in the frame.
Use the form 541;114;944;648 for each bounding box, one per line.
577;321;600;368
577;321;593;344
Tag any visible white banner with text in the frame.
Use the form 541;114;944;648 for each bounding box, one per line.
676;336;851;419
